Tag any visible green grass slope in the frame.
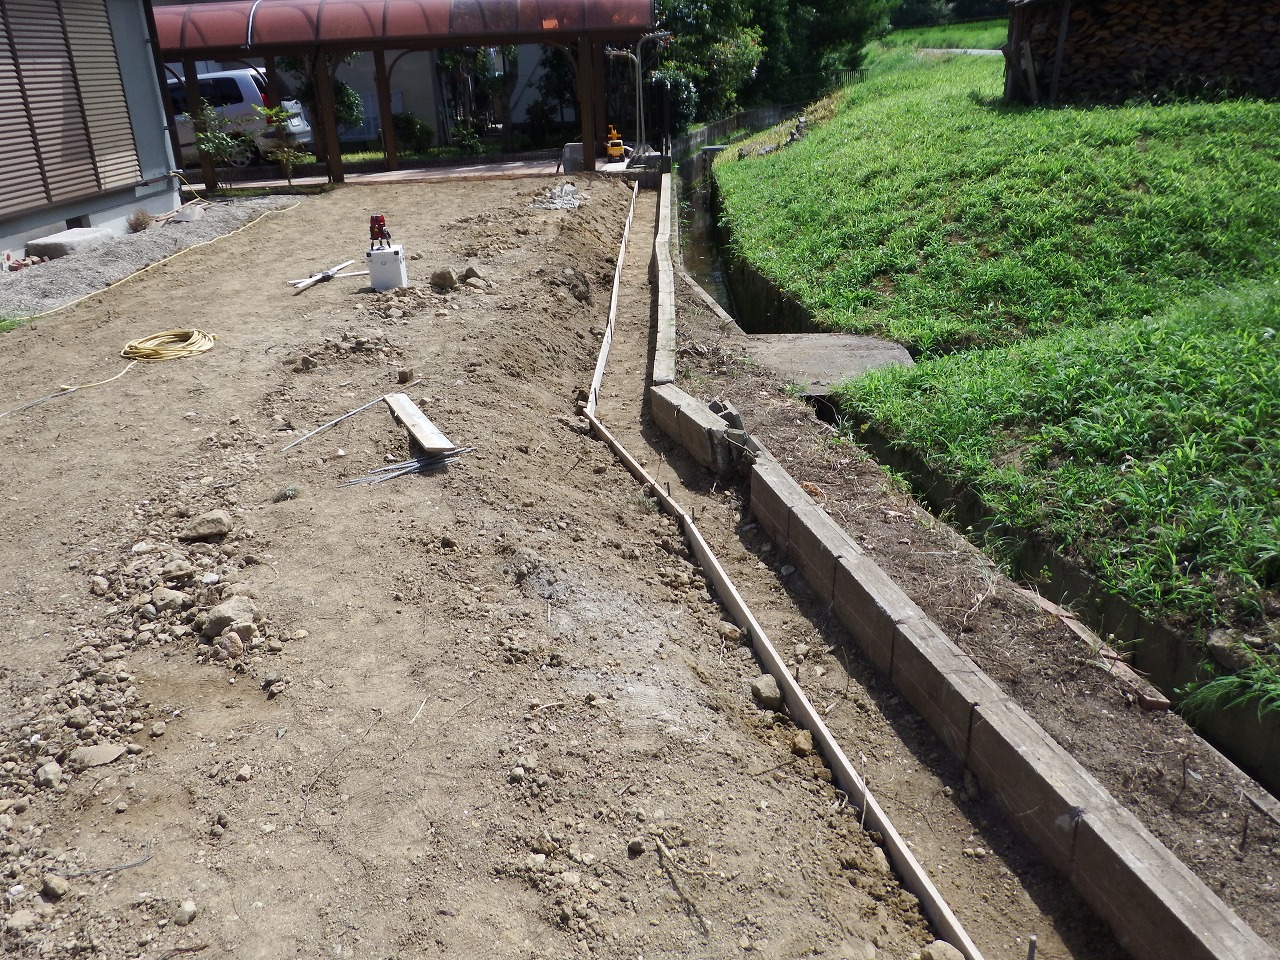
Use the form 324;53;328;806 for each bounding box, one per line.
877;19;1008;51
714;53;1280;653
835;281;1280;623
715;55;1280;354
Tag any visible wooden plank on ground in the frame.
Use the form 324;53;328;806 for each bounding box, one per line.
383;393;453;452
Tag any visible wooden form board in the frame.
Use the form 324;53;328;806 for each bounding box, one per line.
383;393;453;453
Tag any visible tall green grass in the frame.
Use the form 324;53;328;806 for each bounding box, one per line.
715;56;1280;354
877;19;1008;51
715;54;1280;703
833;281;1280;623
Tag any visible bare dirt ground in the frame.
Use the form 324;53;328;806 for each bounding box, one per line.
0;175;1275;960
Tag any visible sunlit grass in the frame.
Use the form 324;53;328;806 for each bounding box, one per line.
877;19;1007;51
834;281;1280;624
715;56;1280;355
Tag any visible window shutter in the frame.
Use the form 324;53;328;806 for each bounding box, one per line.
0;13;50;218
0;0;144;223
64;0;141;190
6;0;97;204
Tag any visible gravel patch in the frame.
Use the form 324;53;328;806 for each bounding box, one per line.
1;196;309;321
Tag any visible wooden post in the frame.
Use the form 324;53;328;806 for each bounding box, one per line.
313;53;345;184
593;42;609;158
576;36;597;171
1050;0;1072;103
374;49;398;170
183;59;218;192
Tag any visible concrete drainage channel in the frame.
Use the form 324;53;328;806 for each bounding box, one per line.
584;172;1277;960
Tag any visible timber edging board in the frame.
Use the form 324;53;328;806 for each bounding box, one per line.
649;169;1279;960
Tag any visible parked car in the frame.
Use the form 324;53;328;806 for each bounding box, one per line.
167;69;312;167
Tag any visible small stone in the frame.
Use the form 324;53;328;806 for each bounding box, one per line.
5;909;39;933
430;268;459;290
42;874;71;901
236;764;252;782
89;576;111;597
178;509;234;542
35;760;63;788
150;586;188;613
790;729;815;757
1206;629;1254;672
150;721;167;738
65;705;94;730
718;621;743;642
203;595;261;638
751;674;784;711
779;564;796;576
627;836;646;856
509;766;526;784
920;941;965;960
69;744;126;768
173;900;197;926
794;642;810;660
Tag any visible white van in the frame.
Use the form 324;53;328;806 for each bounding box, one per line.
167;69;312;167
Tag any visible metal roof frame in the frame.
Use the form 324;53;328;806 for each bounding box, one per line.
156;0;655;181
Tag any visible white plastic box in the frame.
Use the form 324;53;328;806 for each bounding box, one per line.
366;244;408;291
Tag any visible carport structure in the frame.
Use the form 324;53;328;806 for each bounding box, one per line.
153;0;657;182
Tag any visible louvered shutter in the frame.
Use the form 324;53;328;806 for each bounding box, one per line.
6;0;97;204
0;13;50;217
1;0;144;223
64;0;140;190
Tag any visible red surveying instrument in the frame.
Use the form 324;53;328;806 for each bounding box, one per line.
369;214;392;249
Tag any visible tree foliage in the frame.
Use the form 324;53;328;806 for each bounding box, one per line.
654;0;896;127
657;0;764;122
276;54;365;137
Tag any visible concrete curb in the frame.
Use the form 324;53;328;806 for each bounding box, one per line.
651;176;1279;960
652;173;677;385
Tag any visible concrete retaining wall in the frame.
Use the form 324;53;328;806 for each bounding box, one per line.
741;442;1276;960
650;174;1278;960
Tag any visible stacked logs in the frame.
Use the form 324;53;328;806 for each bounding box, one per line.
1006;0;1280;103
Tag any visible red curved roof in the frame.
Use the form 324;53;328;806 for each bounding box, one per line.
155;0;656;55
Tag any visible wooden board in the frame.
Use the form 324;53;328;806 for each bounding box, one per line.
383;393;454;453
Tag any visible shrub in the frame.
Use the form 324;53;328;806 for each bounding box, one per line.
391;112;436;154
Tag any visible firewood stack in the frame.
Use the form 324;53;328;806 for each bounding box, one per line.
1004;0;1280;104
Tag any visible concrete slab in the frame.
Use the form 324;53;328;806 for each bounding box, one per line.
26;227;114;260
743;333;913;395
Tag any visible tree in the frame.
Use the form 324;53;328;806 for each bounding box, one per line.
277;54;364;160
654;0;895;127
745;0;896;103
656;0;763;123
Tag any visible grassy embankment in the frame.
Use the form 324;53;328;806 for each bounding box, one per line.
713;54;1280;705
876;19;1007;51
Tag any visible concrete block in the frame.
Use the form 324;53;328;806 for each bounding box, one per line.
649;383;688;442
750;457;805;546
26;226;114;259
1071;802;1279;960
787;501;859;604
676;401;727;472
891;619;1003;759
831;554;921;674
967;700;1113;874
